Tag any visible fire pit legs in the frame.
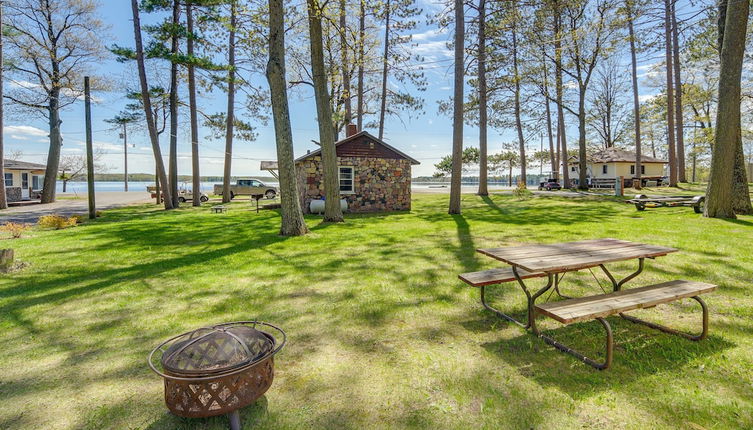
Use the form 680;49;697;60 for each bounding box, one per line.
228;410;241;430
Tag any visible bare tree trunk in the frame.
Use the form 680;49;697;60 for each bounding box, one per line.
378;0;390;140
671;1;686;182
627;0;641;188
340;0;352;125
357;0;365;131
223;0;237;204
577;89;588;190
169;0;180;207
0;3;6;210
448;0;464;214
717;0;753;214
542;57;556;179
308;0;344;222
477;0;488;196
664;0;677;187
187;4;201;206
512;8;526;188
554;11;569;188
41;90;61;203
705;0;749;218
732;143;752;213
130;0;173;209
268;0;309;236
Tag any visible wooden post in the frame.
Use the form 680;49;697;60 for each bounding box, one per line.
615;176;624;197
123;122;129;192
155;167;161;204
84;77;96;219
0;249;14;272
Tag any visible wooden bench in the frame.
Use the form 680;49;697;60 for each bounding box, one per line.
533;280;717;370
211;206;227;214
459;268;547;327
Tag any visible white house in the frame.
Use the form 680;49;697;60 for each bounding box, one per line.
568;148;667;186
3;159;46;202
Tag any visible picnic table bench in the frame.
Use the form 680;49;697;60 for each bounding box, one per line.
211;205;227;214
626;194;705;213
459;239;717;370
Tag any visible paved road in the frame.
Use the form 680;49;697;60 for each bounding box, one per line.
0;192;153;224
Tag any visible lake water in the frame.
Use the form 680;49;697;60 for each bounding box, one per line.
58;181;515;194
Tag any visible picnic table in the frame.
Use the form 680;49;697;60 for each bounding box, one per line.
460;239;716;370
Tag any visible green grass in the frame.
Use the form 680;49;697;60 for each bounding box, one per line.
0;192;751;429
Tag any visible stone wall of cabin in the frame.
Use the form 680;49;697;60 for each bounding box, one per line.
5;187;21;202
296;156;412;213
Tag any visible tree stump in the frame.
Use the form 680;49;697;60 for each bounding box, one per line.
0;249;14;273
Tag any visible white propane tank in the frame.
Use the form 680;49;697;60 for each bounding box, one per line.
310;199;348;214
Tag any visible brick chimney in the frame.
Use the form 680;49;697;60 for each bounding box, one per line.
346;123;358;138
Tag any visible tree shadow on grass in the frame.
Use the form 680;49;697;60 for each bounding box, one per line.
142;396;269;430
480;315;734;400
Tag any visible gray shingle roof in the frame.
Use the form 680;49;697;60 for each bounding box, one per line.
3;159;47;170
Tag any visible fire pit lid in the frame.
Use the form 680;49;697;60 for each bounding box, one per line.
160;323;274;376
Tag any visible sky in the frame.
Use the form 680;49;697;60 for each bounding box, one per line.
2;0;682;179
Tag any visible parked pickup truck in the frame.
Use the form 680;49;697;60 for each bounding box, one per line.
213;178;278;200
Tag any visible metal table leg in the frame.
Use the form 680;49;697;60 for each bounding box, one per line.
534;317;614;370
480;285;526;328
620;296;709;341
600;258;644;292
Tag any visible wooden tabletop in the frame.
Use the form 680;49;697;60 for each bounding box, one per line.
477;238;677;274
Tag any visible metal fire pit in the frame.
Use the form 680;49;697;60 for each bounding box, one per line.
148;321;286;430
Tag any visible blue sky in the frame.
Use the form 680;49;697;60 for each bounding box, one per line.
2;0;673;178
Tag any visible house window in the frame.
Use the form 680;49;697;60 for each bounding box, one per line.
4;173;12;187
571;166;576;172
339;166;354;193
602;165;608;175
631;165;645;175
32;175;42;190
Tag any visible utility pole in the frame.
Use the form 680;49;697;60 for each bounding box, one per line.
84;77;95;219
122;123;128;192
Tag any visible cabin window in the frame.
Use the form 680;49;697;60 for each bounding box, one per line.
339;166;354;193
4;173;12;187
602;165;608;175
641;165;645;174
32;175;42;189
631;165;645;175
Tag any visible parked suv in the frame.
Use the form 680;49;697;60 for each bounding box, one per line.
538;179;562;191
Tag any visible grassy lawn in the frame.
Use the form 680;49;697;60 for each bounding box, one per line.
0;192;751;429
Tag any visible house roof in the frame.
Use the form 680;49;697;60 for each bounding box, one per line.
295;131;420;165
3;159;47;170
570;148;667;164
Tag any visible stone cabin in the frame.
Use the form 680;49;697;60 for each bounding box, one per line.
295;127;420;213
3;159;46;202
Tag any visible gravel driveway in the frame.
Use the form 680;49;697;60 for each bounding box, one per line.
0;192;153;224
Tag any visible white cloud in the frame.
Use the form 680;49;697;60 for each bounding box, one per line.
639;94;658;103
4;125;48;137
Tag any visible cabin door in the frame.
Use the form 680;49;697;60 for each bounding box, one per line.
21;173;30;200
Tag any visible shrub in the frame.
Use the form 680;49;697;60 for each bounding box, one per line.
513;182;533;200
0;222;31;239
38;215;78;230
70;215;86;224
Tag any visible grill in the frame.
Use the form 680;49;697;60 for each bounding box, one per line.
148;321;286;430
